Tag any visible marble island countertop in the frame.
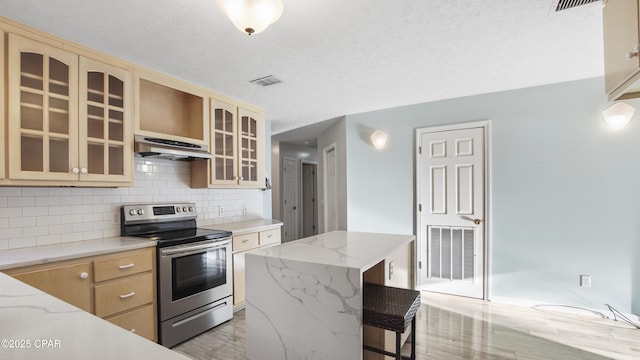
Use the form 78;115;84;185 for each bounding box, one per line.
249;230;413;271
0;272;188;360
0;237;156;270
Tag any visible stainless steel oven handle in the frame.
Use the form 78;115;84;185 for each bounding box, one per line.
160;239;231;257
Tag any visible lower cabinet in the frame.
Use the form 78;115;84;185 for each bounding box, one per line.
232;228;282;310
4;247;157;342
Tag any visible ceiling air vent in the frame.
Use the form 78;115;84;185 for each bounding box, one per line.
552;0;599;12
250;75;282;87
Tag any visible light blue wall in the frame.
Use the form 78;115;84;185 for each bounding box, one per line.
345;77;640;313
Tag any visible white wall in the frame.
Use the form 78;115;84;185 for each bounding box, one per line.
0;156;265;249
344;77;640;315
316;117;348;233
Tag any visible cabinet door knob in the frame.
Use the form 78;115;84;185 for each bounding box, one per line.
80;167;88;174
626;43;640;61
72;167;80;174
79;272;89;279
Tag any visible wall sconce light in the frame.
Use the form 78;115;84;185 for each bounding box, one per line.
602;102;634;130
216;0;283;36
370;130;388;150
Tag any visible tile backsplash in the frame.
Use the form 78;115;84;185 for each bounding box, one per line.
0;156;265;250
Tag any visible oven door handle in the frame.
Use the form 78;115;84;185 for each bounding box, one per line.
160;240;231;257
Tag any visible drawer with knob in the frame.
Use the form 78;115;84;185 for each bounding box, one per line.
232;232;259;252
94;272;154;317
259;229;281;246
105;304;156;341
93;249;153;282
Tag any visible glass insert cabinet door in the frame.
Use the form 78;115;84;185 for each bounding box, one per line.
78;57;132;182
8;34;79;180
237;107;265;187
210;98;238;186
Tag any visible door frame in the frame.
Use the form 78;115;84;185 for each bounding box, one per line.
415;120;491;300
322;143;338;233
301;160;318;237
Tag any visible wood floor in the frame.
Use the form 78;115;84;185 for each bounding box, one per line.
173;293;640;360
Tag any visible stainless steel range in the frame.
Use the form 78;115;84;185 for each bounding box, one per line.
121;203;233;347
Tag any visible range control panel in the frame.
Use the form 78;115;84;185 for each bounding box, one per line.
121;203;197;224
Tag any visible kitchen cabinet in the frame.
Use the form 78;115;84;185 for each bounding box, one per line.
4;247;157;342
6;33;133;185
231;229;281;310
603;0;640;99
191;97;266;188
136;69;209;146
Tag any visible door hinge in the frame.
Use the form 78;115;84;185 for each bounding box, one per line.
418;146;422;155
418;204;422;212
418;261;422;269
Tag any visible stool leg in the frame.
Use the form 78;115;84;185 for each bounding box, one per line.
396;331;401;360
411;316;416;360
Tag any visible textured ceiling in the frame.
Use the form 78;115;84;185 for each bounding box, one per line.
0;0;604;135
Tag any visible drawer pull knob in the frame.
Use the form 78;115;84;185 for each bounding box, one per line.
119;292;136;299
118;263;135;270
130;329;136;333
242;239;249;243
79;272;89;279
266;235;273;238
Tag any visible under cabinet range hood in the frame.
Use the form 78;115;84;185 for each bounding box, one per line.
134;135;212;160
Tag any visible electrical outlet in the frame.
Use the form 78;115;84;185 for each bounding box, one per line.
580;275;591;288
388;261;394;280
218;206;224;216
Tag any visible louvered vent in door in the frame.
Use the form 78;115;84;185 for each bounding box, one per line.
429;226;474;281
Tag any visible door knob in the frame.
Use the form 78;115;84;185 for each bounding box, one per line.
474;219;482;225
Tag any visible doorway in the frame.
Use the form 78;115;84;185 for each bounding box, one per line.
323;144;338;232
416;121;490;299
283;157;299;242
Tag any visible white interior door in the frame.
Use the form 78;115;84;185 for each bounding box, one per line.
283;157;299;242
302;163;318;237
418;126;486;299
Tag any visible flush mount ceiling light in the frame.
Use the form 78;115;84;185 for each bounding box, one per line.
216;0;283;36
602;102;635;130
370;130;388;150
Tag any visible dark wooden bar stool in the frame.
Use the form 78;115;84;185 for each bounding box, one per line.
362;283;421;360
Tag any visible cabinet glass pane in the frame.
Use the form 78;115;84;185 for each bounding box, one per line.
215;158;224;180
225;110;233;131
225;134;234;155
49;110;69;134
88;118;104;139
242;138;249;158
49;97;69;113
108;121;123;142
48;58;69;96
20;52;43;90
49;138;69;173
250;139;257;160
250;118;256;137
109;145;124;175
108;75;124;108
242;160;249;181
214;109;224;131
21;135;43;171
88;143;104;174
109;109;123;121
87;72;104;103
215;133;224;155
20;91;43;131
225;159;234;180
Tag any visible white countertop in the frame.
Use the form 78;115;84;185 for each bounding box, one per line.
248;230;414;272
0;237;156;270
0;272;187;360
201;218;282;235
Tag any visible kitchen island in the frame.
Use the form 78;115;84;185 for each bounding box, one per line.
245;231;415;360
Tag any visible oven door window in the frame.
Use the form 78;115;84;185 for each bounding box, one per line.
171;247;227;301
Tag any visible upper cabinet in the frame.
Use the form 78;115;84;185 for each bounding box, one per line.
192;98;265;189
603;0;640;99
79;57;132;183
7;34;79;181
6;34;133;185
136;70;209;146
